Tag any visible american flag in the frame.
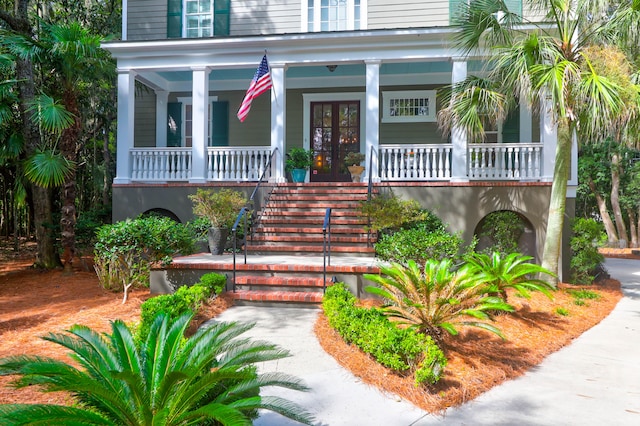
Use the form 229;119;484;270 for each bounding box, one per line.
237;55;273;122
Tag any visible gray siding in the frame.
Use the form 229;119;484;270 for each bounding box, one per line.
368;0;449;29
135;90;156;147
128;0;167;41
230;0;301;35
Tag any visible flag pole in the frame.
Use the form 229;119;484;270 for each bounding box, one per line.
265;50;279;107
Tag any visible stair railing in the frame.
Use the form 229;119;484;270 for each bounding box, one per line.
366;145;375;247
231;148;279;292
322;207;332;293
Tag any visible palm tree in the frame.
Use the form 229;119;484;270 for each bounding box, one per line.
0;312;314;425
3;20;113;271
365;259;513;342
466;251;555;302
439;0;639;284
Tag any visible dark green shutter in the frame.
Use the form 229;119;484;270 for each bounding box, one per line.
167;0;182;38
505;0;523;17
214;0;230;36
449;0;464;24
167;102;182;147
211;101;229;146
502;107;520;143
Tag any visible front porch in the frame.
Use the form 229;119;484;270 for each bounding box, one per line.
125;142;545;183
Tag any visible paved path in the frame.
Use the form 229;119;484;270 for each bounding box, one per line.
211;258;640;426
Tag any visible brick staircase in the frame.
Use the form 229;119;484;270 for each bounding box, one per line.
246;183;375;256
154;183;380;306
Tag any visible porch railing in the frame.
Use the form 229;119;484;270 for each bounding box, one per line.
207;147;272;181
379;144;452;181
131;148;191;181
467;143;542;180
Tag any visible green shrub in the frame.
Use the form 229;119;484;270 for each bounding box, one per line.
323;284;447;385
570;218;606;284
567;288;601;306
359;191;429;234
478;211;525;256
138;272;226;340
94;216;196;293
374;228;468;266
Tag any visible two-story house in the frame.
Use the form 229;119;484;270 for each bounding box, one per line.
103;1;577;278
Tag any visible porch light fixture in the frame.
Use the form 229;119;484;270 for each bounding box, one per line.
326;65;338;72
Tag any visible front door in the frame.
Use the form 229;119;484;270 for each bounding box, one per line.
310;101;360;182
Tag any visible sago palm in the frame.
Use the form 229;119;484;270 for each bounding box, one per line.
0;313;314;425
439;0;639;284
365;259;513;342
466;252;555;302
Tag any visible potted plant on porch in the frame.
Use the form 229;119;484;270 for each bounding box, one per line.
344;151;366;182
188;188;247;255
286;147;314;183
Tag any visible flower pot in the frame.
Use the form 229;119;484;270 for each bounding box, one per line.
347;165;365;182
207;227;229;255
291;168;307;183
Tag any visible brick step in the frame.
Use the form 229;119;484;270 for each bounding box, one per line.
233;275;327;287
265;202;361;210
269;195;368;202
253;226;367;234
261;210;361;217
273;190;370;197
259;217;367;225
246;244;375;255
229;289;324;304
249;235;370;244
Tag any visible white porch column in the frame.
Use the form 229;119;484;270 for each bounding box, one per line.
450;59;468;181
365;60;380;182
114;69;136;184
519;98;532;143
540;96;557;182
271;63;286;183
155;90;168;147
189;67;210;183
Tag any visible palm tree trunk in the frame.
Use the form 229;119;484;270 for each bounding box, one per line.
11;1;60;268
60;89;81;273
610;153;628;248
541;119;572;286
587;178;618;246
628;209;638;248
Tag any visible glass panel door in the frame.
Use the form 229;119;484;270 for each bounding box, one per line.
310;101;360;182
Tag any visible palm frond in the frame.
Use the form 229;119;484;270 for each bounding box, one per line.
23;150;73;188
27;94;74;133
0;404;112;425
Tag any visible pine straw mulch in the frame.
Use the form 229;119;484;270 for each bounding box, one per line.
0;244;627;412
314;278;623;413
0;255;233;406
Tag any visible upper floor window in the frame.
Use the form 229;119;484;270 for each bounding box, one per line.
167;0;229;38
305;0;365;32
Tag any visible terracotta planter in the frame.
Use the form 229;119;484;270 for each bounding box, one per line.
207;227;229;255
347;165;365;182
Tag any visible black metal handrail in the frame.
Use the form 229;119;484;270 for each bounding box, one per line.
231;148;279;292
322;207;332;293
366;146;375;247
231;207;249;292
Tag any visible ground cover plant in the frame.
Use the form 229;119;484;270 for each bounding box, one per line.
0;243;627;413
0;312;314;425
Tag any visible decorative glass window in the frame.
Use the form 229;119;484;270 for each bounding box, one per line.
305;0;364;32
382;90;437;123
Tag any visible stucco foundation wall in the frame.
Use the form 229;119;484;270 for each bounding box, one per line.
386;183;552;264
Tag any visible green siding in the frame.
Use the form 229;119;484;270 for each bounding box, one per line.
449;0;523;23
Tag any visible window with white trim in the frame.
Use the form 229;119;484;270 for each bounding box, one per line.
304;0;365;32
176;97;219;147
382;90;437;123
185;0;213;37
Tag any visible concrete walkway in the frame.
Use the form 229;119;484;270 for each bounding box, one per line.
210;258;640;426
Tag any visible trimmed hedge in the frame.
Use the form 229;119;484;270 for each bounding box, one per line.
138;273;226;339
322;284;447;385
